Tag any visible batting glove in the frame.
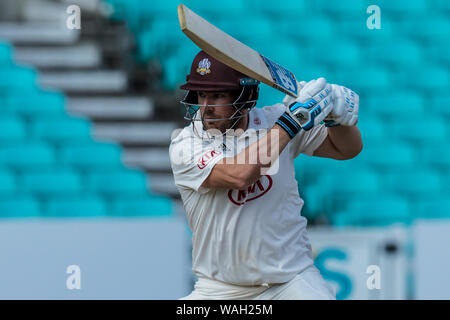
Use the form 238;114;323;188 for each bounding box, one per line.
323;84;359;127
277;78;333;137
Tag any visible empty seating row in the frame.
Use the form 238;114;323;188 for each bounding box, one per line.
0;195;173;218
0;169;150;196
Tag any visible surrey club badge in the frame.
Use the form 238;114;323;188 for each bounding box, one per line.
197;58;211;75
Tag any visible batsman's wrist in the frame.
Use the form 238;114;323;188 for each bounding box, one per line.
324;119;341;127
276;112;301;139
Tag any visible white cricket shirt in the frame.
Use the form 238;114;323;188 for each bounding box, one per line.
169;103;328;286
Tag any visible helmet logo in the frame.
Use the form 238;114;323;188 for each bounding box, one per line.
196;58;211;76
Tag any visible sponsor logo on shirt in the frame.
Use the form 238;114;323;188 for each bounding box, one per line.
228;175;273;205
197;149;222;169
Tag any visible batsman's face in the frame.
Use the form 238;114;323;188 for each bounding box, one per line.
197;91;239;133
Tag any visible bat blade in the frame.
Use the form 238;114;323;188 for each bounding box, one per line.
177;4;299;97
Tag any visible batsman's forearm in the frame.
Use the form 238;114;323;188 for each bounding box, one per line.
230;125;291;185
327;125;363;159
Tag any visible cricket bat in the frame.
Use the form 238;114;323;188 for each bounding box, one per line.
177;4;299;98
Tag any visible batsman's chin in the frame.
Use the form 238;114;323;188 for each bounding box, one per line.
202;124;226;135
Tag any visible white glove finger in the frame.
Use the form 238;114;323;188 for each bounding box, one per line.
316;98;334;121
298;80;307;90
283;80;313;107
353;92;359;113
298;79;317;98
311;83;332;105
282;94;296;107
302;77;327;97
296;80;329;105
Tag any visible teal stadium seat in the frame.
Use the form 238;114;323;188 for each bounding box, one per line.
248;0;308;15
0;116;26;142
385;170;442;196
161;44;199;89
103;0;128;20
86;170;149;196
4;90;66;117
402;15;450;41
303;169;381;217
280;15;335;41
0;65;37;93
256;88;285;109
426;44;450;65
137;17;185;62
111;196;173;217
294;63;331;84
369;40;423;67
251;39;302;70
0;196;40;218
332;195;412;227
310;39;361;67
375;0;428;14
0;42;12;65
391;117;447;144
314;0;368;15
322;169;380;205
432;94;450;118
195;0;247;14
137;29;161;62
357;118;386;145
338;17;394;42
294;153;361;184
301;182;330;219
366;90;424;118
60;143;122;170
134;0;199;31
22;169;82;196
217;15;275;41
434;0;450;11
139;0;185;16
44;196;107;217
442;174;450;194
416;199;450;219
0;170;16;194
30;116;92;143
105;0;152;31
336;66;392;91
421;144;450;169
400;65;450;91
0;143;55;169
357;142;416;169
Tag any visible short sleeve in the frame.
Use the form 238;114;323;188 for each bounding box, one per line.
290;123;328;158
169;130;225;194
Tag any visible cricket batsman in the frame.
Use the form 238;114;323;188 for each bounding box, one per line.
169;51;362;299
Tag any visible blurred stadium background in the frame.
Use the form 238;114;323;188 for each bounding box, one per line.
0;0;449;299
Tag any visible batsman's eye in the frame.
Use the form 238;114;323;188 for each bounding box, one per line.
213;93;225;99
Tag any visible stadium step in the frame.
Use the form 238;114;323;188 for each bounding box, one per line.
93;122;177;146
39;70;128;93
147;173;178;196
0;22;79;44
14;42;102;69
123;148;171;171
67;96;154;120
